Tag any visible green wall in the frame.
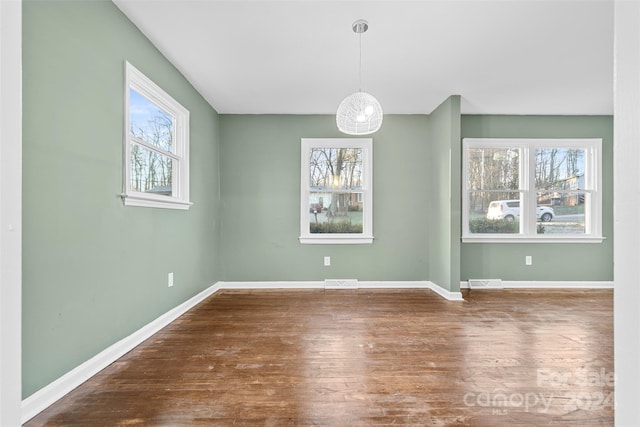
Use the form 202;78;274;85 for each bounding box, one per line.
428;96;462;292
22;0;221;398
460;115;614;281
219;115;431;281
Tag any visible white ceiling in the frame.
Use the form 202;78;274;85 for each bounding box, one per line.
113;0;613;115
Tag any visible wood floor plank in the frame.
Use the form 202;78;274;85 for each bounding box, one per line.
25;289;613;426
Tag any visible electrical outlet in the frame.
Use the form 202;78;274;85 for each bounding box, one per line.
525;256;532;266
168;272;174;287
324;256;331;266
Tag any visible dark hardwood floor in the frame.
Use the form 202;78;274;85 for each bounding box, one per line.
25;289;613;426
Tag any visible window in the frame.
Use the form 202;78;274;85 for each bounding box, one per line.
123;62;191;210
300;138;373;244
462;138;603;242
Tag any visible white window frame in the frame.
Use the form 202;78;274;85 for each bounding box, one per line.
122;62;191;210
299;138;373;244
462;138;603;243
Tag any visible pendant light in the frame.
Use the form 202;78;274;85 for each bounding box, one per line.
336;19;383;135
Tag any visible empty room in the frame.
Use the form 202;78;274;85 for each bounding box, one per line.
2;0;639;426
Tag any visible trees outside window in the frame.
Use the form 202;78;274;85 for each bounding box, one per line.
300;138;373;244
463;138;603;242
123;62;191;210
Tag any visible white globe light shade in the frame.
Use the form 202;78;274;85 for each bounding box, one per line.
336;91;383;135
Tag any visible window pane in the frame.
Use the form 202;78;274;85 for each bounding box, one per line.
536;191;585;234
535;148;585;191
309;148;363;190
308;192;363;234
129;88;174;152
468;191;521;234
130;143;173;195
467;147;520;190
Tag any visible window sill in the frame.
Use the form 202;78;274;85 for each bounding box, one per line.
299;235;374;245
122;193;193;210
462;235;605;243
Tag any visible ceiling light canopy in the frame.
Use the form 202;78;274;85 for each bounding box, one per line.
336;19;383;135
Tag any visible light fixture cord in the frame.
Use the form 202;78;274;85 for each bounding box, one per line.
358;30;362;92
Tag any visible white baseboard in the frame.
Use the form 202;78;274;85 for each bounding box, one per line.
21;282;222;424
427;283;465;301
219;280;464;301
218;281;324;289
460;280;614;289
358;280;430;289
21;279;463;423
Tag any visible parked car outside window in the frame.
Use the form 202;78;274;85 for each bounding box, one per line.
486;200;554;222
